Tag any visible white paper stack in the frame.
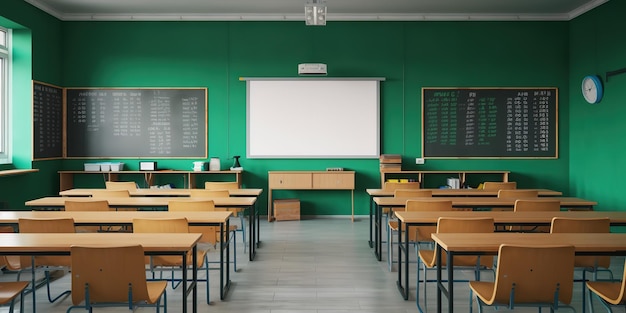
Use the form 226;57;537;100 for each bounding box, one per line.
447;178;460;189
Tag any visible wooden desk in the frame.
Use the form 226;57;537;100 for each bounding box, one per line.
267;171;356;222
58;170;243;190
0;210;233;301
379;170;510;188
393;211;626;302
0;232;201;313
371;196;597;261
430;233;626;313
365;188;563;249
59;188;263;197
25;196;259;262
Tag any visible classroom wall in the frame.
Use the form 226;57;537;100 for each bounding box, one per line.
569;0;626;212
0;0;63;210
2;0;604;215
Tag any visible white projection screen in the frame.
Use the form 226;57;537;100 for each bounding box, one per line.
246;78;381;158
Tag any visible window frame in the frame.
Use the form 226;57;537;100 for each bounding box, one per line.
0;26;11;164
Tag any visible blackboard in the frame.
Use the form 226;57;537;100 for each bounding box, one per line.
33;81;64;160
422;88;558;158
66;88;207;158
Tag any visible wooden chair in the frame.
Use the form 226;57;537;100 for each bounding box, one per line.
382;182;421;218
203;182;247;252
66;245;167;312
482;181;517;190
132;217;210;304
551;217;613;312
18;218;74;303
586;259;626;313
168;200;239;271
417;217;495;313
105;181;138;190
497;189;539;198
64;200;115;232
510;199;559;232
91;189;135;211
0;281;29;313
469;244;575;312
386;189;432;271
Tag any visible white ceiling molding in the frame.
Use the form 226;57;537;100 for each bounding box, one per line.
23;0;608;22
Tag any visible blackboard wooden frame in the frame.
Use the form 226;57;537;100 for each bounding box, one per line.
33;81;64;160
421;87;558;159
65;87;207;159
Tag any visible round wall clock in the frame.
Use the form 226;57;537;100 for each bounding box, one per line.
581;75;603;104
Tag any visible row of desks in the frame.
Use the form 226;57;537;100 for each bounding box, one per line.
25;195;260;261
367;189;597;261
0;232;202;313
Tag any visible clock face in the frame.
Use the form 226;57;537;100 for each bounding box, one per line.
582;75;603;104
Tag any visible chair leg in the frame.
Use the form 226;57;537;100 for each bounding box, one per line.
44;270;71;303
387;223;393;271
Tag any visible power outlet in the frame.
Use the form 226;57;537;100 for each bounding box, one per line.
415;158;425;164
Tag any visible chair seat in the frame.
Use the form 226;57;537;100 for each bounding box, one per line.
145;281;168;304
0;281;29;305
469;281;496;305
586;281;625;305
152;250;208;268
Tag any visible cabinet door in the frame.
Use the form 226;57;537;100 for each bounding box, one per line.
269;173;312;189
313;172;354;189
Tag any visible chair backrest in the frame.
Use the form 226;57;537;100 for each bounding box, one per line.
189;189;230;198
168;200;216;212
405;199;454;212
18;218;75;233
483;181;517;190
498;189;539;199
132;217;189;233
489;244;575;306
435;217;495;267
204;181;239;190
513;199;560;212
166;201;218;244
394;189;432;198
383;181;420;191
105;181;137;190
18;218;75;267
64;200;111;211
550;217;611;268
70;245;151;305
90;189;131;198
406;200;454;242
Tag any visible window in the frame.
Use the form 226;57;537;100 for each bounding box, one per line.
0;27;10;163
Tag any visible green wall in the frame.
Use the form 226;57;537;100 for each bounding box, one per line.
3;0;620;215
569;0;626;212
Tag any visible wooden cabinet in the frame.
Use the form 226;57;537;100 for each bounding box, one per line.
267;171;355;222
268;172;312;189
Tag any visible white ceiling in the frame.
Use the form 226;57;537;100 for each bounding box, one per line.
25;0;609;22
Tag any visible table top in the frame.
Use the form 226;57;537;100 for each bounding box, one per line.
374;196;597;207
0;210;232;225
432;232;626;253
366;188;562;197
395;210;626;225
0;232;201;253
59;188;263;197
25;196;257;208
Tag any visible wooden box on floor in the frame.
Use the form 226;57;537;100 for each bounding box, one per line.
274;199;300;221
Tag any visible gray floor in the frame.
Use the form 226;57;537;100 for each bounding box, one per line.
1;216;624;312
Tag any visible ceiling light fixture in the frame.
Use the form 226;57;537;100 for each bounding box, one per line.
305;0;327;26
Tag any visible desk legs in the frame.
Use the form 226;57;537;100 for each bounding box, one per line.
369;196;374;248
220;219;232;300
249;204;258;261
396;221;410;300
